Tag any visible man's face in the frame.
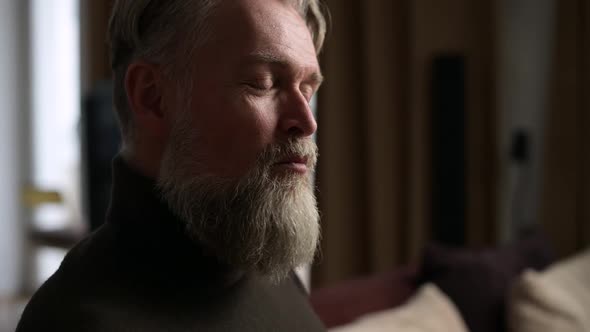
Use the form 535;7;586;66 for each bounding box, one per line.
157;0;322;281
172;0;322;178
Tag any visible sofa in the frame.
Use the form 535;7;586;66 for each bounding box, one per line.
310;231;590;332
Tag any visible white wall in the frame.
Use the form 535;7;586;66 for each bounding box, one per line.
0;0;29;296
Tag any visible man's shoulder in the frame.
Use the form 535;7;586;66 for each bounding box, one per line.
47;223;121;285
16;224;125;331
16;223;326;332
15;272;101;332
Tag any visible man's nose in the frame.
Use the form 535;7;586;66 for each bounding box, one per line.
279;90;318;138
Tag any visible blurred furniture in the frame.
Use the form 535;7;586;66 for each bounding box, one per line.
28;228;85;249
81;81;121;231
24;82;119;250
310;230;556;332
311;266;419;328
509;248;590;332
329;284;469;332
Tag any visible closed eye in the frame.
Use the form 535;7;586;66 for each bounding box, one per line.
300;85;316;103
245;82;271;91
242;76;275;90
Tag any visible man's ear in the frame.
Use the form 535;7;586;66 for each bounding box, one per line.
125;61;171;139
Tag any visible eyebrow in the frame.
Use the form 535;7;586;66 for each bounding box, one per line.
242;52;324;85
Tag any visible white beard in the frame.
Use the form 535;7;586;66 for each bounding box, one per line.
156;111;320;283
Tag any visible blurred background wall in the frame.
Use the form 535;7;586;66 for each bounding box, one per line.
314;0;497;286
313;0;590;287
539;0;590;260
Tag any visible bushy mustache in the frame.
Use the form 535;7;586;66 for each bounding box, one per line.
254;138;318;173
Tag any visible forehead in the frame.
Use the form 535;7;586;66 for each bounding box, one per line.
202;0;319;72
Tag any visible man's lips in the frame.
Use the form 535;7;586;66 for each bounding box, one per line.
277;156;308;165
274;156;309;173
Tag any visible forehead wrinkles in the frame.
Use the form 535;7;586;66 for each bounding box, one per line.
210;0;309;43
252;1;308;40
248;3;318;67
202;0;318;70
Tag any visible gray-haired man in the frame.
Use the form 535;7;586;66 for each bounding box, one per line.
17;0;327;330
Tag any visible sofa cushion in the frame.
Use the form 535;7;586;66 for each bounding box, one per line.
310;267;418;328
329;283;469;332
508;248;590;332
419;231;554;332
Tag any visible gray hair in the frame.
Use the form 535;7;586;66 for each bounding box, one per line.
108;0;328;150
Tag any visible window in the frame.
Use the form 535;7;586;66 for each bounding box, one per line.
30;0;81;286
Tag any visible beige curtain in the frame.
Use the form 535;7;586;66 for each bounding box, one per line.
540;0;590;258
313;0;497;287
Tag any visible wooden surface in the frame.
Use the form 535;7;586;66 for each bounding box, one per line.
540;0;590;257
81;0;115;91
28;227;86;249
